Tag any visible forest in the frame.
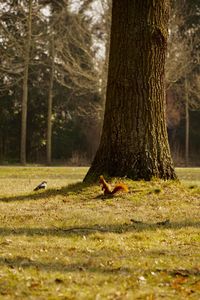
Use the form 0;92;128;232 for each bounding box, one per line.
0;0;199;166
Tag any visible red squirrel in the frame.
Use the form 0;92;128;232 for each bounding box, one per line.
99;175;129;195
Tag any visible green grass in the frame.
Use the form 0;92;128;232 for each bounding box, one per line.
176;168;200;187
0;167;199;299
0;166;87;196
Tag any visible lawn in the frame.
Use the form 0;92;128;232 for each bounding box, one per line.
0;166;199;299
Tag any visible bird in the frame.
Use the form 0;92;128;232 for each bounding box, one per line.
33;181;47;191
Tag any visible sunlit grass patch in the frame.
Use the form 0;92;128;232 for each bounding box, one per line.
176;167;200;187
0;166;88;197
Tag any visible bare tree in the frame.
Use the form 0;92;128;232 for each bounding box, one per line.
166;10;192;89
46;33;55;165
54;15;100;95
0;0;48;163
20;0;33;165
164;2;200;166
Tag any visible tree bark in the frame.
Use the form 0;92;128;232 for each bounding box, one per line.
185;77;189;167
84;0;176;182
20;0;32;165
47;34;55;165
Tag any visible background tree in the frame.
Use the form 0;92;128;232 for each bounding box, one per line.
0;0;48;163
20;0;32;165
0;0;102;164
166;0;200;165
0;0;199;166
84;0;176;182
46;32;55;165
46;0;102;163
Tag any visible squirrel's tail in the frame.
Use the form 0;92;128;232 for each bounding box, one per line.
111;183;129;194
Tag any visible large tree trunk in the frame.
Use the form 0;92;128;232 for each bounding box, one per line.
20;0;32;165
84;0;176;182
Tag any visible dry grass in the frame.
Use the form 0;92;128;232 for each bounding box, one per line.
0;167;199;299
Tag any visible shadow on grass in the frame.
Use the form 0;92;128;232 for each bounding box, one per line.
0;220;199;237
0;256;199;277
0;181;94;202
0;256;131;274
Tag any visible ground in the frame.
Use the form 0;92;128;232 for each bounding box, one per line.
0;166;199;299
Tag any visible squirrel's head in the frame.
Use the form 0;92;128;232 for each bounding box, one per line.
99;175;104;183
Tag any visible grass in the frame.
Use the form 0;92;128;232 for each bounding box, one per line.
176;168;200;187
0;166;199;299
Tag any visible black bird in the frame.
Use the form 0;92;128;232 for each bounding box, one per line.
34;181;47;191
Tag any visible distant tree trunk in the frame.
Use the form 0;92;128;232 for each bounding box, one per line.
20;0;32;165
47;34;55;165
185;77;189;166
0;135;3;161
84;0;176;182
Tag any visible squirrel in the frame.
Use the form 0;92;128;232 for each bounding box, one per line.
99;175;129;195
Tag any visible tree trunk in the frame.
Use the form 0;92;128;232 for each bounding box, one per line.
185;77;189;167
0;135;3;162
46;34;55;165
20;0;32;165
84;0;176;182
